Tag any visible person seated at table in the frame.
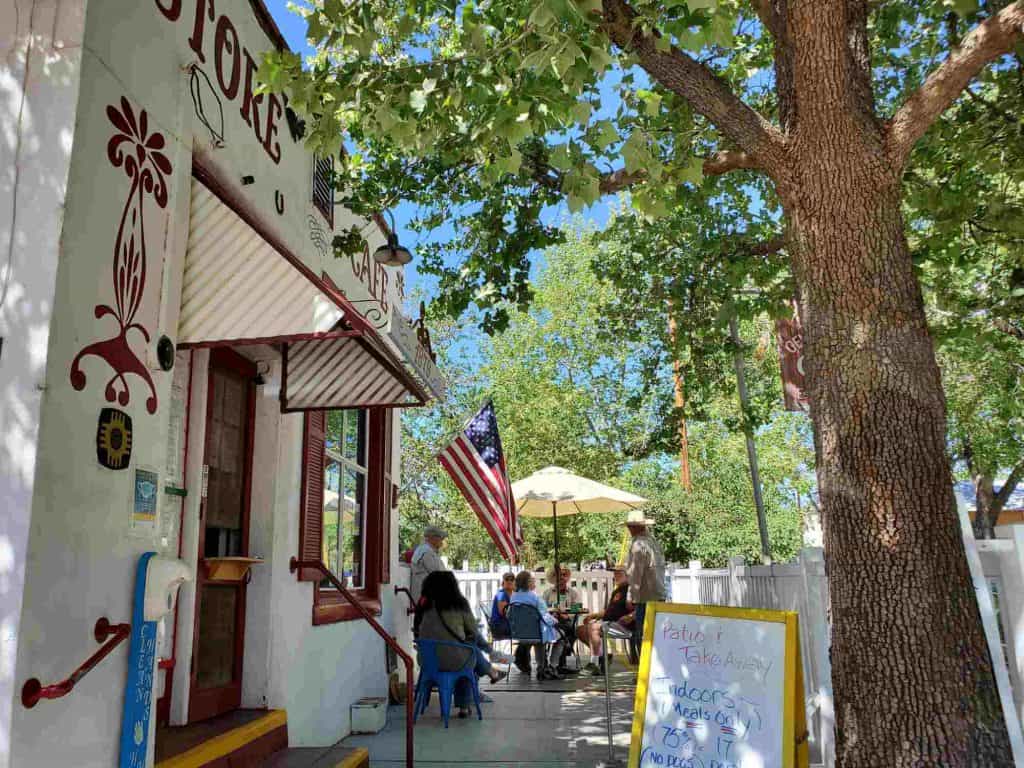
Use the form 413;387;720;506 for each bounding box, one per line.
489;572;532;673
416;571;508;719
508;570;567;680
542;566;582;611
542;566;583;671
577;565;634;675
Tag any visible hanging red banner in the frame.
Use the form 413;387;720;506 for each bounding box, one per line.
776;314;809;412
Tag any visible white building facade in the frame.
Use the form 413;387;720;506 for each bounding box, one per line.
1;1;439;765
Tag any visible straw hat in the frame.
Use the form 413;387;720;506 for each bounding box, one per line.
625;510;656;526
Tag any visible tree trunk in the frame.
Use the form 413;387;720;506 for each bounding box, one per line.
787;151;1012;765
973;473;997;540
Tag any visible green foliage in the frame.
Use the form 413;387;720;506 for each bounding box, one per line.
900;29;1024;490
396;229;814;567
641;417;812;567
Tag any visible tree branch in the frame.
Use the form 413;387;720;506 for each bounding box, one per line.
993;460;1024;511
601;0;788;178
703;150;761;176
599;167;645;193
887;2;1024;167
724;234;787;258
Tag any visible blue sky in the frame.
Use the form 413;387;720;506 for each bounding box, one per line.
265;0;616;301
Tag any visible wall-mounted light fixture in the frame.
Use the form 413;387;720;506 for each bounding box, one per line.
373;210;413;267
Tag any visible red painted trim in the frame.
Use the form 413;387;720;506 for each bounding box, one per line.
178;329;361;350
280;399;424;413
314;598;382;625
21;619;131;708
188;348;257;722
248;0;288;51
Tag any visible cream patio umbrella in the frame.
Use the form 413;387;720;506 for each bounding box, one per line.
511;465;647;602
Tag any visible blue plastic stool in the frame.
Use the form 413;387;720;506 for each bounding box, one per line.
413;639;483;727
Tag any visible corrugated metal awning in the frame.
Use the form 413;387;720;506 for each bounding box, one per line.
179;168;431;410
281;332;426;410
179;180;344;346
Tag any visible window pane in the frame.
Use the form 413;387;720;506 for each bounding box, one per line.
344;466;366;588
340;410;367;466
322;459;341;585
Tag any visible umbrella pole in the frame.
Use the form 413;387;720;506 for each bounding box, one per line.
553;501;560;604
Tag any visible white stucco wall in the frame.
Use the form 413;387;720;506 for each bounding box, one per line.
7;0;415;765
1;3;86;766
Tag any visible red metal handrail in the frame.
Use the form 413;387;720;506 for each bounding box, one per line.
290;558;414;768
21;617;131;708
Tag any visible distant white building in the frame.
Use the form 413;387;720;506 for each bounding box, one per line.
2;1;440;765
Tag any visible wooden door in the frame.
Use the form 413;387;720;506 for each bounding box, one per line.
189;348;256;722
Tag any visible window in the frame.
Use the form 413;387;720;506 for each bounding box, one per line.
323;410;367;589
312;155;333;227
298;408;394;624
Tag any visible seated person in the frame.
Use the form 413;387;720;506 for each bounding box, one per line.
508;570;567;681
416;571;508;719
490;572;533;673
542;566;583;671
577;565;634;674
542;566;583;611
489;572;516;637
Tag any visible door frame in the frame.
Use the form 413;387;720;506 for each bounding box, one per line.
187;346;257;722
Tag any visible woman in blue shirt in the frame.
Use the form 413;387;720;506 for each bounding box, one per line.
508;570;567;680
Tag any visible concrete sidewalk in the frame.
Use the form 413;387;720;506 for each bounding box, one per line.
341;667;638;767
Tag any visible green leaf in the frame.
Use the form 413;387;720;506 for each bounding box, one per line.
621;131;651;175
591;120;619;150
678;155;704;185
410;89;428;112
589;46;613;73
549;143;573;171
528;3;556;29
520;48;552;72
571;101;593;125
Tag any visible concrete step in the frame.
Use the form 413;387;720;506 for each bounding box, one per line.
260;745;370;768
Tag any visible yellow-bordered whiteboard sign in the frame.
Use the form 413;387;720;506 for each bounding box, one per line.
628;603;808;768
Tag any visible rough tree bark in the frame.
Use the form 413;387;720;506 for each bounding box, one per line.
599;0;1024;764
971;461;1024;540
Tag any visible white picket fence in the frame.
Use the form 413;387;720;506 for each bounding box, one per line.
447;528;1024;768
452;547;835;767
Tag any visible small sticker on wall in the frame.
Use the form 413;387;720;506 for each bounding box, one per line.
97;408;133;470
131;466;159;535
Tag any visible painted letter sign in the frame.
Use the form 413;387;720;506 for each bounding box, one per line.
120;552;158;768
387;306;446;400
775;315;809;413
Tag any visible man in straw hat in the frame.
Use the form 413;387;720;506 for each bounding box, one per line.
624;510;666;647
411;524;448;605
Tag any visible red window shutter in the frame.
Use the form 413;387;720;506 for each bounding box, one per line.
381;410;394;585
298;410;326;581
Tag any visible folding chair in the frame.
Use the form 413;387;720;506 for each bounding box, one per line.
480;600;514;657
413;639;483;727
506;602;548;682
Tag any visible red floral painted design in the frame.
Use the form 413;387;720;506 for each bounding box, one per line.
70;97;172;414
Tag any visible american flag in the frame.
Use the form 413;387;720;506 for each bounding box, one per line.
437;401;521;561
